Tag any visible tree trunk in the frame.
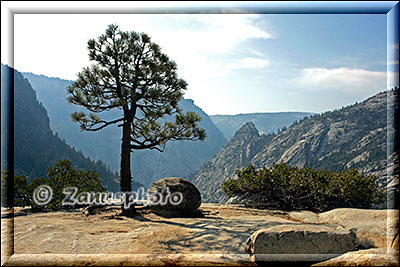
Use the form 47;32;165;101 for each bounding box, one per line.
120;122;131;192
120;122;136;216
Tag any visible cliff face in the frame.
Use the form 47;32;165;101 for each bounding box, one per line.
1;64;122;191
251;91;389;183
189;122;275;203
189;89;397;203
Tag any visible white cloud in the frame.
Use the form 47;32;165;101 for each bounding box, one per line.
11;13;274;116
134;14;271;78
179;55;229;80
295;67;387;93
226;57;269;69
13;14;271;81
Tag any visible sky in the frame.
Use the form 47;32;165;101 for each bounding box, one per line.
2;2;396;115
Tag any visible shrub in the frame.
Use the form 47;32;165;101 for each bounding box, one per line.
7;159;106;211
45;159;106;210
221;163;385;211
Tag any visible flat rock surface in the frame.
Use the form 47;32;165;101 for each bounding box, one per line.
8;204;292;255
313;248;399;266
1;204;399;266
2;204;291;265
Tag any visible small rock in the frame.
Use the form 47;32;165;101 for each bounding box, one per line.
83;205;106;216
147;177;201;217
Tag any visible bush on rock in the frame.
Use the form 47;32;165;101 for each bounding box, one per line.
221;163;385;211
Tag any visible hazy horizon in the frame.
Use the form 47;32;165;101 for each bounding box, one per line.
2;3;396;116
11;67;378;118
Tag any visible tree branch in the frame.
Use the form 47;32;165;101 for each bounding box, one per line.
85;117;124;131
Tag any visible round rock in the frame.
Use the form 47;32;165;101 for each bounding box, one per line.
147;177;201;217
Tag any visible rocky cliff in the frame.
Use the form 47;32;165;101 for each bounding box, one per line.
1;64;123;191
189;89;398;203
251;90;391;185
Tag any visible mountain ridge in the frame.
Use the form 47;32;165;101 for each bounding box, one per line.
210;111;314;140
190;89;397;204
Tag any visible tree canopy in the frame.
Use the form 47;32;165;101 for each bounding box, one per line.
67;24;205;152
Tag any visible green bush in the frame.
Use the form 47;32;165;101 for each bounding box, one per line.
45;159;106;210
221;163;385;211
3;160;106;211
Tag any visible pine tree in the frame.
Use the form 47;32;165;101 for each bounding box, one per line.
67;24;206;216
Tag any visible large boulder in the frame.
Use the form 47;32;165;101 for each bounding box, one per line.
245;223;358;262
147;177;201;217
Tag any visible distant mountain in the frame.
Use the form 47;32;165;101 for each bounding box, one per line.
22;72;227;188
188;122;275;203
251;92;391;181
1;64;130;192
210;112;313;140
190;89;397;203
